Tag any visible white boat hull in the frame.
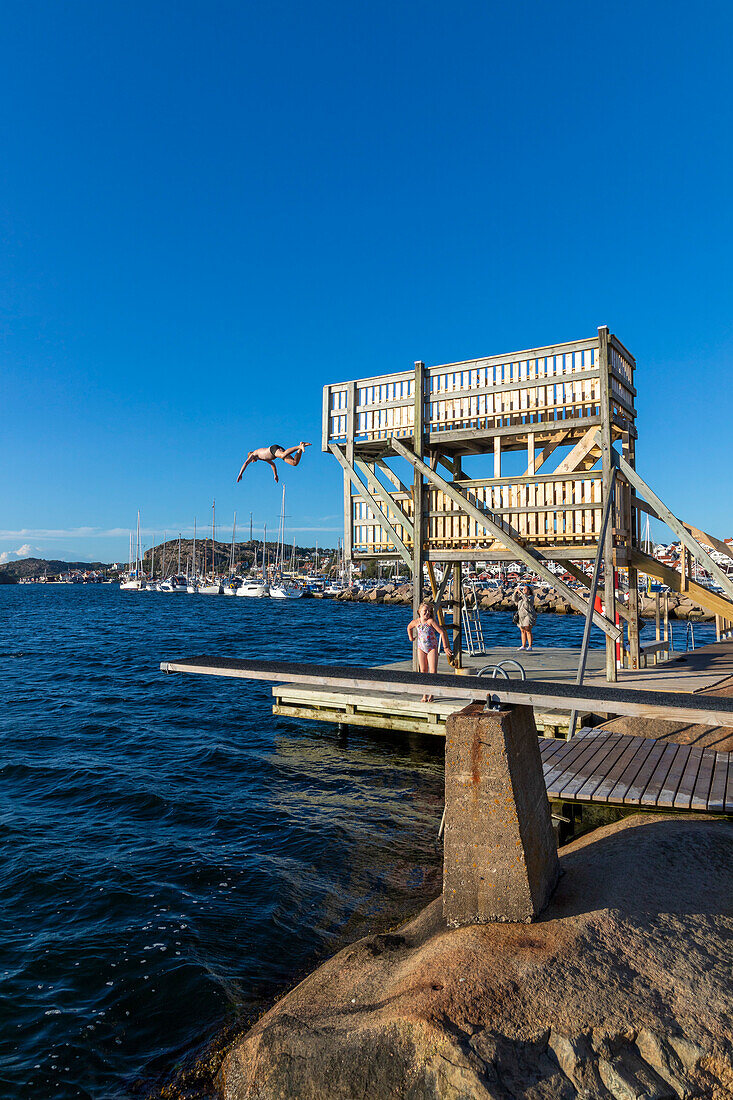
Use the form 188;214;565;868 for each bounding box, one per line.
236;583;269;598
270;584;304;599
198;584;221;595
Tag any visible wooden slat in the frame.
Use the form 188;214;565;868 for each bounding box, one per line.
604;738;658;804
549;735;625;799
591;736;648;803
726;757;733;813
690;750;716;812
707;752;730;814
672;747;705;811
655;744;693;809
542;735;607;793
640;743;683;807
539;737;572;767
570;737;632;801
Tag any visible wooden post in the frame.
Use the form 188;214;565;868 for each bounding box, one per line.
451;455;463;669
412;362;426;670
680;544;688;593
598;326;617;681
343;381;357;583
627;566;640;669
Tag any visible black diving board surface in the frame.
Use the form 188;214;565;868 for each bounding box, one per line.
160;657;733;728
541;729;732;814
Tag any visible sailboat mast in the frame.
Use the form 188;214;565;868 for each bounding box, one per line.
178;534;181;575
230;512;237;575
212;499;216;579
193;518;197;578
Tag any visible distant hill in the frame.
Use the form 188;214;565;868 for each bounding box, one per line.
0;557;109;582
142;538;336;575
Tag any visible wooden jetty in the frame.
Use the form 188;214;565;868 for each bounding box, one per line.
322;326;733;680
161;657;733;816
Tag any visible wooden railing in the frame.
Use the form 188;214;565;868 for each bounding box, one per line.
324;334;636;450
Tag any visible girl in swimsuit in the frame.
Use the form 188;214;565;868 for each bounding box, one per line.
236;442;311;484
407;601;452;702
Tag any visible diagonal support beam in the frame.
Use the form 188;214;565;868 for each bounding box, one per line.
391;437;620;640
612;449;733;604
329;445;413;569
522;431;569;477
376;459;410;495
355;459;414;539
630;550;733;622
553;426;601;475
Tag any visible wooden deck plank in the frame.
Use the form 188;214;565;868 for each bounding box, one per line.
570;737;634;801
538;738;570;766
591;736;648;803
672;747;705;811
690;750;716;812
656;744;693;809
624;740;670;804
542;735;614;793
604;738;659;805
707;752;730;814
551;735;626;800
639;743;683;807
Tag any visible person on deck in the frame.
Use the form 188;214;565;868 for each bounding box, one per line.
407;601;453;702
513;583;537;651
236;442;311;484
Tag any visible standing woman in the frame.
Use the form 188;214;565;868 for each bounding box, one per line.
513;583;537;651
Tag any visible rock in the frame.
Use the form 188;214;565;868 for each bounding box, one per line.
220;815;733;1099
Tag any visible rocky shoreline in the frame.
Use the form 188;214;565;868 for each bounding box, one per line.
317;584;717;621
219;814;733;1100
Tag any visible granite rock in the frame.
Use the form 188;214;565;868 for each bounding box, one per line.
220;815;733;1099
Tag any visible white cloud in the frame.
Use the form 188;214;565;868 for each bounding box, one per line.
15;544;36;557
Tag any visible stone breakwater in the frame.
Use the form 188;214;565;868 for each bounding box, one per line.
315;584;717;621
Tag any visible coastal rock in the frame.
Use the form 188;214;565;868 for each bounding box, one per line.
220;815;733;1099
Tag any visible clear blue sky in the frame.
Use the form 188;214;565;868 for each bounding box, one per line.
2;0;731;564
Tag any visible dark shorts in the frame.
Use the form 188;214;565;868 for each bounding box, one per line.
269;444;284;458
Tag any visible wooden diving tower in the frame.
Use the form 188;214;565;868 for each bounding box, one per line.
323;326;733;680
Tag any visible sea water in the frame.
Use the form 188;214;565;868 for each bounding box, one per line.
0;586;717;1098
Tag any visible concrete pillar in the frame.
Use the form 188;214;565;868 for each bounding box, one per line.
443;703;559;927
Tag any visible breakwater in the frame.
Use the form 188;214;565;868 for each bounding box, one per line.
318;583;718;621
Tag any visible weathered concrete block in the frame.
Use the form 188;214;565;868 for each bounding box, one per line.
443;703;560;926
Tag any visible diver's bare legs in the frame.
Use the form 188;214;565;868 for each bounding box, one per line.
278;442;311;468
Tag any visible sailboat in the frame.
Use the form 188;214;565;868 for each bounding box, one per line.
222;513;238;595
198;500;221;594
120;514;144;589
187;519;198;592
270;487;304;599
237;524;268;597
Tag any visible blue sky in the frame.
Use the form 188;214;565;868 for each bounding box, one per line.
1;0;731;564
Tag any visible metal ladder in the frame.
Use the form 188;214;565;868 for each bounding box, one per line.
461;581;486;656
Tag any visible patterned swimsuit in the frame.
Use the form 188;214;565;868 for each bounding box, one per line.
417;622;439;653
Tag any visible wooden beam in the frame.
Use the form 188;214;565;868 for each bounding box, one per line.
614;451;733;604
391;436;621;641
559;559;631;623
329;444;412;569
553;426;601;475
630;550;733;622
598;326;618;681
355;459;414;539
413;361;427;669
681;523;733;562
522;432;569;476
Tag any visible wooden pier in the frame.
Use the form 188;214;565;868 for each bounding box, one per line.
161;656;733;816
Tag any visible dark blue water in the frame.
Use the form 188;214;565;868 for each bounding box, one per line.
0;587;718;1098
